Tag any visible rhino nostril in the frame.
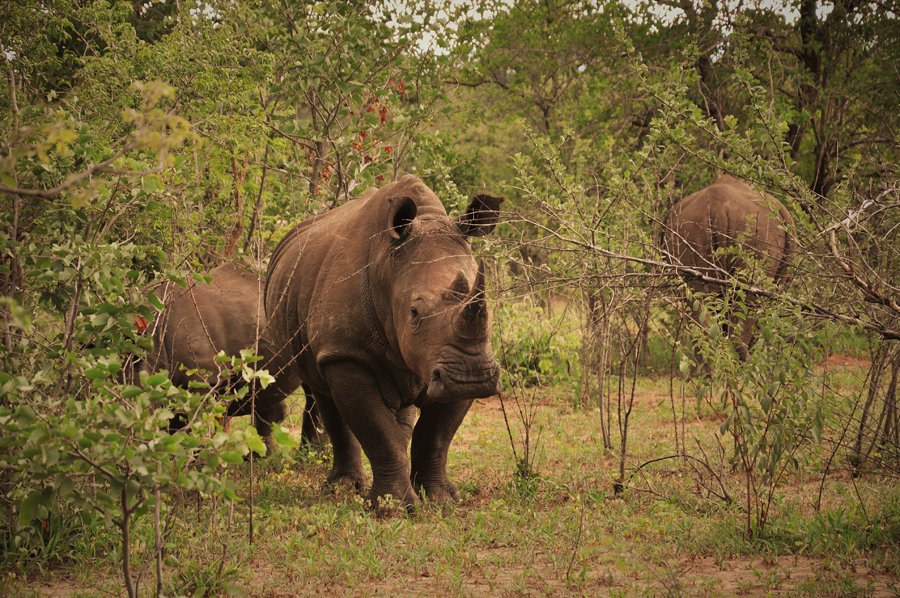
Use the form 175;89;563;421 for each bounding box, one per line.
431;368;442;383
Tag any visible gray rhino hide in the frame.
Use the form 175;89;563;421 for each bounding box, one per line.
144;264;308;439
662;175;795;361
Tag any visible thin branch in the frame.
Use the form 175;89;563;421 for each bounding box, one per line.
516;212;900;340
0;144;166;199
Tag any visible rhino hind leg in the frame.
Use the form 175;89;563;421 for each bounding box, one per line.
731;307;758;362
253;401;286;437
313;390;369;494
410;399;473;504
299;384;325;446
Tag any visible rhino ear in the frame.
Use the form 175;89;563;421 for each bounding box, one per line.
387;195;418;240
454;194;504;238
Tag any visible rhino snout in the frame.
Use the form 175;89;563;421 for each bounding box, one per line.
426;361;501;402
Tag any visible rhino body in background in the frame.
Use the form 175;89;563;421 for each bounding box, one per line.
144;264;320;443
661;175;795;362
265;175;503;509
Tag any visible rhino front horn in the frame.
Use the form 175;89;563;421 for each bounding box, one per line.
472;259;487;303
457;261;488;339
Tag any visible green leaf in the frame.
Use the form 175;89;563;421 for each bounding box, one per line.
148;293;165;311
18;490;42;525
719;414;733;435
145;373;168;386
122;387;143;399
221;451;244;464
142;177;162;192
811;419;822;444
85;368;107;380
42;446;59;466
56;474;75;497
272;425;297;449
246;436;266;456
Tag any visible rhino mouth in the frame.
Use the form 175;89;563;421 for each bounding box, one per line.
426;361;501;402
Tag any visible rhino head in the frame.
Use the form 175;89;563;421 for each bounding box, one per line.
381;189;503;404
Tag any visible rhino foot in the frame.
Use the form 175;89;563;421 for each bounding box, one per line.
327;469;369;495
366;484;420;516
412;477;461;504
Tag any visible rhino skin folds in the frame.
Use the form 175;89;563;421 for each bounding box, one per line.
265;175;503;511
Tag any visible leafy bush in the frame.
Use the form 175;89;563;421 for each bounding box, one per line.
686;285;825;537
494;301;582;391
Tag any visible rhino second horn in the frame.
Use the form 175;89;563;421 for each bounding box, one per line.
456;261;489;340
450;270;470;296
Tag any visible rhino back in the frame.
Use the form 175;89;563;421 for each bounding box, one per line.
148;265;269;387
664;176;793;285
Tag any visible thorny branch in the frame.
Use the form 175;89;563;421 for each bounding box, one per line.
821;188;900;317
512;210;900;340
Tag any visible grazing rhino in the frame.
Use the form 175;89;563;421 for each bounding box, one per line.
142;264;321;446
661;175;794;364
265;174;503;509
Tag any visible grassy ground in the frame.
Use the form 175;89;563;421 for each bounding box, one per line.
4;356;900;597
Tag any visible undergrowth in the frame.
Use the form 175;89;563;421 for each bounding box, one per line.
4;356;898;597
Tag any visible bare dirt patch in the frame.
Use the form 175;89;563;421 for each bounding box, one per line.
825;353;871;371
676;555;898;597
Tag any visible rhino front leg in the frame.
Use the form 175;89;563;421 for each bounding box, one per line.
410;399;473;504
312;389;368;494
323;362;418;511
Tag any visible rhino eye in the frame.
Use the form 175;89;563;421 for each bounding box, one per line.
410;306;419;319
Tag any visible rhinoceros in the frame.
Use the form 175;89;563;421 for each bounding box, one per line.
661;175;794;363
142;264;320;445
265;174;503;509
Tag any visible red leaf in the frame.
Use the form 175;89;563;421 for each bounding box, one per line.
135;315;149;334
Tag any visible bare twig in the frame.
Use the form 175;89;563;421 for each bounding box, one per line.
515;212;900;340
